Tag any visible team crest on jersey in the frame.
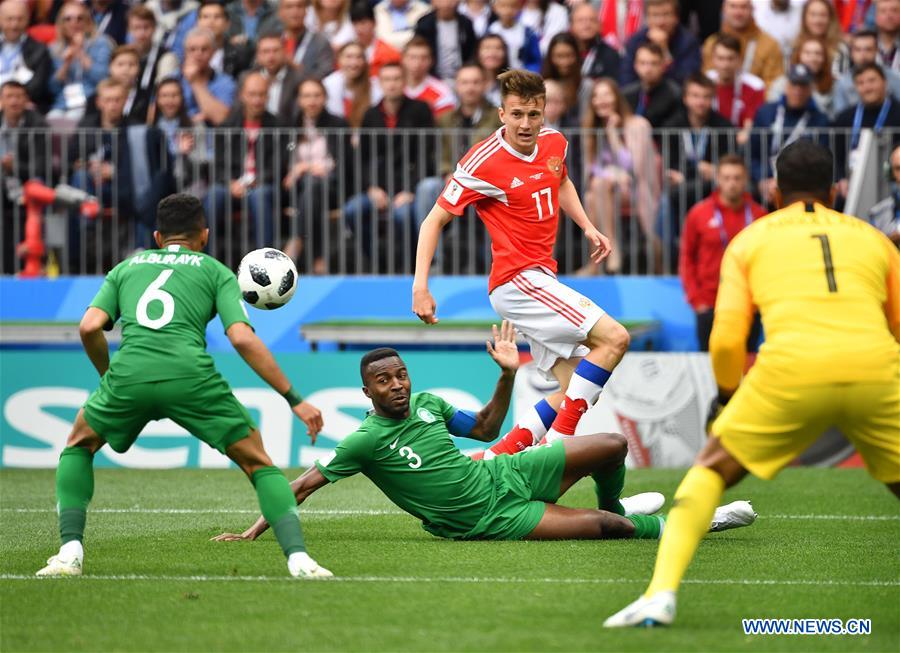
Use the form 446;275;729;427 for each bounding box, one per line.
417;408;436;423
547;157;563;177
579;298;592;308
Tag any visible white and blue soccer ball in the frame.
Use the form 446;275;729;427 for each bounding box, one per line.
237;248;298;310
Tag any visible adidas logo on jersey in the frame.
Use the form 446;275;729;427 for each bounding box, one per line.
511;177;524;188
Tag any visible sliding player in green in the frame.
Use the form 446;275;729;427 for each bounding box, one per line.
215;321;754;544
36;193;331;579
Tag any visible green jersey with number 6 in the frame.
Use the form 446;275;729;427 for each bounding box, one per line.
90;244;251;386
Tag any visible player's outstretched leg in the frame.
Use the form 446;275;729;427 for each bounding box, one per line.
554;433;663;518
36;410;103;577
471;395;561;461
528;433;664;540
545;316;630;442
226;431;332;578
604;436;751;628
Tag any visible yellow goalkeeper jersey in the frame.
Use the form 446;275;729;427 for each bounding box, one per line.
712;200;900;388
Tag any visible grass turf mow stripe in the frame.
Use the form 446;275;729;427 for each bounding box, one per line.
2;574;898;587
3;507;899;520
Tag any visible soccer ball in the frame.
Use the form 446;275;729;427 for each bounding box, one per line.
237;248;298;310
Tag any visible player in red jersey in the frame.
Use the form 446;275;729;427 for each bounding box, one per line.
412;70;633;501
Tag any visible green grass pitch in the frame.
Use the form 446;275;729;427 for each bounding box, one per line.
1;467;898;652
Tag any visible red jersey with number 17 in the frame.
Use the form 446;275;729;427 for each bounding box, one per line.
436;127;569;292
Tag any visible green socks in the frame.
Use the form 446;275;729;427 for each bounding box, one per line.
56;446;95;544
628;514;665;539
251;466;306;556
592;464;626;515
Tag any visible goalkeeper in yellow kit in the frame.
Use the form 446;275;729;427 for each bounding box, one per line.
605;139;900;628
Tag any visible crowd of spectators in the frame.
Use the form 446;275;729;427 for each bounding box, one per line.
2;0;900;277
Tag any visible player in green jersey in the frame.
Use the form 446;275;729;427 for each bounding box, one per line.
36;193;331;579
215;322;755;545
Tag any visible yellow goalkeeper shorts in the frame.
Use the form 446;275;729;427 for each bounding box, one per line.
711;371;900;483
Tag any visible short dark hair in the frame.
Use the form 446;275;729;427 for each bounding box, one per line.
156;193;207;236
717;153;746;170
379;61;403;75
683;71;715;94
360;347;402;382
635;41;665;60
257;30;283;44
127;4;156;25
0;80;27;94
646;0;679;9
199;0;227;15
404;35;433;56
713;33;742;56
775;140;833;200
349;1;374;22
851;28;878;43
457;61;485;77
853;61;885;80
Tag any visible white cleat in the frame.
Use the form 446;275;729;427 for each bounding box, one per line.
603;591;677;628
620;492;666;516
35;554;82;577
709;500;758;532
287;552;333;579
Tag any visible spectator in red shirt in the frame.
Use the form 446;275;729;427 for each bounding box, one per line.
705;33;765;143
401;35;456;117
679;154;766;351
350;2;401;78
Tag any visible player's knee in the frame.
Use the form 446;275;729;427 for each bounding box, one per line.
65;414;104;453
607;432;628;462
608;323;631;357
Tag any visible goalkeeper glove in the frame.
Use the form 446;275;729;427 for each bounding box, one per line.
705;390;733;433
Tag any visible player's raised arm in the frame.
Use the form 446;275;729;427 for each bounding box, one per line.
412;204;455;324
558;175;612;264
466;321;519;441
213;465;330;541
226;322;323;440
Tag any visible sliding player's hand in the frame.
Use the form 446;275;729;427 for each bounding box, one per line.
585;227;612;263
293;401;323;444
486;320;519;373
412;287;439;324
211;532;252;542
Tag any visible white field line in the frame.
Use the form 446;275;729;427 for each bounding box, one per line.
2;508;899;521
0;574;897;587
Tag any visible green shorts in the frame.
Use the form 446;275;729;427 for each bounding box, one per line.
82;373;256;455
463;439;567;541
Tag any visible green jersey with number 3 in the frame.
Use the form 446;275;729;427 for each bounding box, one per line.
315;392;499;537
90;245;251;386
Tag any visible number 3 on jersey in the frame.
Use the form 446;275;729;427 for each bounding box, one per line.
531;187;553;220
136;269;176;329
390;438;422;469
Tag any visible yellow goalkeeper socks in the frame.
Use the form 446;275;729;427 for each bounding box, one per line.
645;465;725;596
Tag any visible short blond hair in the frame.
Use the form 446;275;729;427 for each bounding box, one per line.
96;78;127;96
497;69;545;107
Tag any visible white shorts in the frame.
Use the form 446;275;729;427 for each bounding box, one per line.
489;268;606;380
